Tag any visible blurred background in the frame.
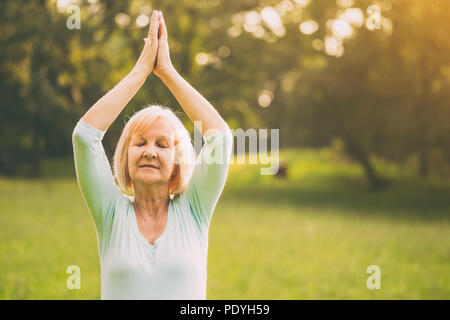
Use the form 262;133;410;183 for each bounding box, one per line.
0;0;449;299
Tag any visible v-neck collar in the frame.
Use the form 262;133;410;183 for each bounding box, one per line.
130;198;172;249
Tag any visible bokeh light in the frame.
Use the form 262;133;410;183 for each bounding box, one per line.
115;13;130;27
136;14;150;27
331;19;353;39
258;90;274;107
261;7;286;37
299;20;319;35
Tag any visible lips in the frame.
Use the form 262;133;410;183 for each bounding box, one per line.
139;164;159;169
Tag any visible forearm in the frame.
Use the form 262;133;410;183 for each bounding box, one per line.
160;68;228;136
81;68;148;131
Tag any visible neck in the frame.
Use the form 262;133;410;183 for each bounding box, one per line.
132;183;170;219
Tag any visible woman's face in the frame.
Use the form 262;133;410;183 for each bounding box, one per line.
128;117;177;188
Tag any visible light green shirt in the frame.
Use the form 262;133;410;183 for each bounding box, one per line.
72;119;233;300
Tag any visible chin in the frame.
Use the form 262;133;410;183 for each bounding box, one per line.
141;175;160;183
132;173;158;184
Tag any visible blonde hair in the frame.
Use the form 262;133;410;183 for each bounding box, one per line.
113;105;195;197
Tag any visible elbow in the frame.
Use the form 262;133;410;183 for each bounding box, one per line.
202;119;231;137
72;124;80;145
72;119;105;147
72;120;89;147
222;123;233;141
219;120;230;133
219;121;232;139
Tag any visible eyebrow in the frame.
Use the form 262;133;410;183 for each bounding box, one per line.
134;134;172;141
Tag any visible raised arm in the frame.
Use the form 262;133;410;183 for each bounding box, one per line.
81;10;161;131
153;11;228;136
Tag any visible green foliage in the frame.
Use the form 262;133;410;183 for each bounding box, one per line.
0;0;449;184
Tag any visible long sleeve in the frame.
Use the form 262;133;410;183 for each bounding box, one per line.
72;119;123;252
183;126;233;230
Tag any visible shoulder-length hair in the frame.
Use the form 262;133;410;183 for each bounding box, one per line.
113;105;195;198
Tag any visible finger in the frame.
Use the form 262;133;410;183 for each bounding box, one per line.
158;14;163;39
148;11;159;42
148;11;157;35
159;11;168;40
147;11;156;36
158;37;165;49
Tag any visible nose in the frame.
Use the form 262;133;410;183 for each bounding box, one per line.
143;143;158;158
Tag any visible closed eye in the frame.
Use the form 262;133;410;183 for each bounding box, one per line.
157;139;170;148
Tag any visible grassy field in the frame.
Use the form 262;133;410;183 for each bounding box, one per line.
0;148;449;299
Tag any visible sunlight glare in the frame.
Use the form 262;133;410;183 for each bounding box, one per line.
261;7;286;37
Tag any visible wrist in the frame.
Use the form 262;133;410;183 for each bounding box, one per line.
158;66;177;81
131;65;151;79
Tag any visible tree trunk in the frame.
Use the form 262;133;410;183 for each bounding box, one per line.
416;44;434;178
30;119;42;178
418;146;430;177
342;134;387;190
29;44;42;178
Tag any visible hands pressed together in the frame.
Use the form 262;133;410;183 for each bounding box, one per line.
134;10;174;79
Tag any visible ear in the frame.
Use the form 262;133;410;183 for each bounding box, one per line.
168;165;179;194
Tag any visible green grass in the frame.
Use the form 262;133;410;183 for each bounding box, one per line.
0;148;449;299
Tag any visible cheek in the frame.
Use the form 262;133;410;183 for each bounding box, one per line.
128;149;139;173
161;150;176;168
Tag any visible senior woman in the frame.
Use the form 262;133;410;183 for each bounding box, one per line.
72;10;233;300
